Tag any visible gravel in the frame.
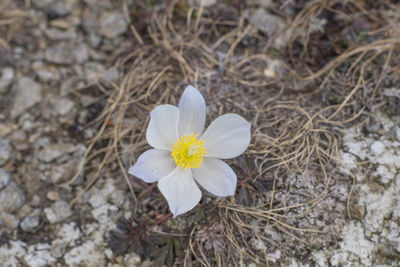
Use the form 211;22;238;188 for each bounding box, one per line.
11;77;42;119
99;12;128;39
20;214;40;232
0;139;11;166
0;67;15;94
37;143;77;163
0;169;11;190
54;97;75;115
44;200;72;224
0;182;26;213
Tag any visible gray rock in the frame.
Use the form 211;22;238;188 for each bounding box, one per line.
45;43;88;65
32;61;61;82
88;32;101;48
50;241;66;258
0;67;15;94
247;0;274;7
370;141;385;156
44;200;71;223
123;253;141;266
45;43;74;64
0;211;19;229
50;159;80;184
46;191;60;201
32;0;56;7
74;43;89;64
60;76;83;96
110;190;126;207
0;182;26;212
10;130;29;151
11;77;42;119
37;143;77;163
84;62;105;82
194;0;216;7
44;27;77;41
102;68;119;83
0;122;15;137
395;128;400;141
30;195;41;207
0;139;11;166
99;12;128;39
47;0;71;17
55;97;74;116
364;119;381;133
20;214;40;232
249;8;286;36
0;169;11;190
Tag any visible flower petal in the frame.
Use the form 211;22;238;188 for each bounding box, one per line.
158;167;201;217
146;104;180;151
201;114;251;159
193;158;237;197
128;149;176;183
178;85;206;136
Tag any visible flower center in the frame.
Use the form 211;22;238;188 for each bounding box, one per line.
171;133;207;169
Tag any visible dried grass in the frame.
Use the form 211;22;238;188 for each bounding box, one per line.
68;0;400;265
0;0;29;49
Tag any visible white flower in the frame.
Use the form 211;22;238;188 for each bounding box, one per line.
128;86;251;217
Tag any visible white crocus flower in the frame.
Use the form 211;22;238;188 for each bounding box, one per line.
129;86;251;217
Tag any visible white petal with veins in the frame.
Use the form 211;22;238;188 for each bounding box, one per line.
128;149;176;183
201;114;251;159
178;85;206;136
158;167;202;217
193;158;237;197
146;104;180;151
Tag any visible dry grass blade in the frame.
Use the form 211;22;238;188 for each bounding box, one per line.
0;1;29;48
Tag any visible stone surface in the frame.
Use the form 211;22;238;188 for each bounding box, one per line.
46;191;60;201
64;241;105;266
249;8;286;36
0;211;20;229
45;43;73;64
50;160;79;184
0;67;15;94
74;43;89;64
0;1;146;266
0;122;16;137
37;143;77;163
44;200;71;223
54;97;74;115
0;182;25;213
194;0;216;7
247;8;289;48
331;112;400;266
0;240;26;266
99;12;128;38
24;243;57;267
20;214;40;232
50;241;66;258
11;77;42;119
32;61;61;82
124;252;141;266
0;139;11;166
44;27;77;40
45;42;88;65
0;169;11;190
30;195;41;207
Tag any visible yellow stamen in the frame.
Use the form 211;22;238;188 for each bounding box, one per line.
171;133;207;169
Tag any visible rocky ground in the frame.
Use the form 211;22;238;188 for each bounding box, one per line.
0;0;145;266
0;0;399;266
